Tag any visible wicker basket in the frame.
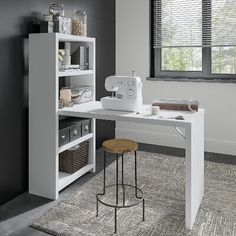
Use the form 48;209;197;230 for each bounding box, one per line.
59;141;89;174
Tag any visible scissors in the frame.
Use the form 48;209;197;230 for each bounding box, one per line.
135;112;184;120
158;115;184;120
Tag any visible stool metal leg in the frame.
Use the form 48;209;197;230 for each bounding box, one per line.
96;151;107;217
143;198;145;221
103;151;106;195
96;195;99;217
116;154;119;205
114;207;117;233
121;154;124;187
135;151;138;198
122;154;125;206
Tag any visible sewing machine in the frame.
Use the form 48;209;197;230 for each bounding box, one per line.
101;74;143;112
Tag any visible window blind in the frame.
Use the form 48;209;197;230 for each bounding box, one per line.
212;0;236;47
153;0;236;48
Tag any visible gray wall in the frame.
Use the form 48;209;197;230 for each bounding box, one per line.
0;0;115;206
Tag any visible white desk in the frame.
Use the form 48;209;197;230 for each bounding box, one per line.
59;101;204;230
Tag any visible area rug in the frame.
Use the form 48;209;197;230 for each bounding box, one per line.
31;151;236;236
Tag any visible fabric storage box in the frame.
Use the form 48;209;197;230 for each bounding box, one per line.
81;119;91;136
69;122;81;142
59;122;70;147
59;141;89;174
63;117;91;137
59;118;82;147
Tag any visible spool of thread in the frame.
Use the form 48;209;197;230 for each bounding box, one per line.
60;88;71;106
151;105;160;115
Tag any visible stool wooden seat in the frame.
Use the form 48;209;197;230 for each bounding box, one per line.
102;139;138;154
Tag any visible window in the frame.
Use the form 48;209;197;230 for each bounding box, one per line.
151;0;236;80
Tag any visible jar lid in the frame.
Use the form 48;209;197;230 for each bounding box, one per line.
74;9;87;15
42;14;53;21
49;2;64;16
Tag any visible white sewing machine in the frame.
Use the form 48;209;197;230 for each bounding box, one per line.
101;73;143;112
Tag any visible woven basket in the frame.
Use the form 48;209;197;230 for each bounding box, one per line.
59;141;89;174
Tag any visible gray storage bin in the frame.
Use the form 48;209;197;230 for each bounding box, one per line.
59;118;91;147
59;126;70;147
59;118;82;147
64;117;91;137
81;119;91;136
70;122;82;142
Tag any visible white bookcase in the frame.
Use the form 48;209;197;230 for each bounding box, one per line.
29;33;96;200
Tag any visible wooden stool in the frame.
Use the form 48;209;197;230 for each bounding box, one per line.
96;139;145;234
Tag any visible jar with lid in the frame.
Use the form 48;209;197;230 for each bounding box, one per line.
72;10;87;36
49;2;65;17
48;2;71;34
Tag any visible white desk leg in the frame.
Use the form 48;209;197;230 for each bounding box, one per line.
185;112;204;229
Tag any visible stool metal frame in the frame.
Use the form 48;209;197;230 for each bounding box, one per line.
96;151;145;234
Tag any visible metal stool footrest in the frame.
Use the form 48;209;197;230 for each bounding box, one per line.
97;183;144;209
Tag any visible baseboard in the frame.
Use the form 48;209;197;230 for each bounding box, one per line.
116;128;236;156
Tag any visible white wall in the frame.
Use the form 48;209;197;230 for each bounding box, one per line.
116;0;236;155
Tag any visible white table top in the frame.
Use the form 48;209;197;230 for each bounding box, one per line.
58;101;204;128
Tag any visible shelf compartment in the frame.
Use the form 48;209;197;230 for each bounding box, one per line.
58;70;94;77
58;163;94;191
58;133;93;154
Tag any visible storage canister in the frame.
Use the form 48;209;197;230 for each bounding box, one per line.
49;3;71;34
72;10;87;36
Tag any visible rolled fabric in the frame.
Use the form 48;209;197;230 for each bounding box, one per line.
152;99;199;112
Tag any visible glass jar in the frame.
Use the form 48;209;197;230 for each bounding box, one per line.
72;10;87;36
49;3;65;17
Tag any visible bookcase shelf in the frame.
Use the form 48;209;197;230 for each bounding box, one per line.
58;164;94;191
58;133;93;154
29;33;96;200
58;69;94;77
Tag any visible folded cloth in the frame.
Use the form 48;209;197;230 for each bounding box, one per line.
152;99;199;112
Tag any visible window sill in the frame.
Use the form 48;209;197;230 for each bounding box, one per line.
147;77;236;84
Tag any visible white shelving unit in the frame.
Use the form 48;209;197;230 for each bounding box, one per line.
29;33;96;200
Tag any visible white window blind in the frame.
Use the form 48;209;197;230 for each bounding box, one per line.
153;0;236;48
212;0;236;47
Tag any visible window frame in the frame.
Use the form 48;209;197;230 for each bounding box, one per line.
150;0;236;81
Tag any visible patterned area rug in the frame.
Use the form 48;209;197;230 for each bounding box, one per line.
31;151;236;236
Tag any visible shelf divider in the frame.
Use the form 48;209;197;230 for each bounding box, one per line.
58;69;94;77
58;163;94;191
58;133;93;154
